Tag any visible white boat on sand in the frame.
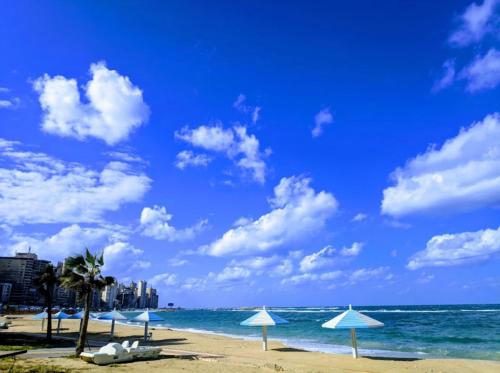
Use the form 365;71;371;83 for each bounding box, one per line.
80;341;162;365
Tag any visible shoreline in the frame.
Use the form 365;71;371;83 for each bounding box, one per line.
112;319;430;361
2;316;499;372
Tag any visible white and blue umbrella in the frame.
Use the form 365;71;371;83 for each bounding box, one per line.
98;309;128;338
32;311;48;331
53;311;72;335
132;309;164;342
240;306;288;351
322;305;384;358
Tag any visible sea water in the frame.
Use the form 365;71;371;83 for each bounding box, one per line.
122;304;500;361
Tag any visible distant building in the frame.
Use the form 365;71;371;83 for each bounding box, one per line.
0;252;50;305
146;287;158;309
101;284;118;309
137;280;147;308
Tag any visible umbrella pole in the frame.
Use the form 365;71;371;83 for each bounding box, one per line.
262;325;268;351
350;328;358;359
144;321;149;343
111;319;115;339
57;319;61;335
79;319;83;334
41;318;44;331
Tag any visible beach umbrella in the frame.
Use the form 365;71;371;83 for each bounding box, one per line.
32;311;48;331
132;309;164;342
240;306;288;351
98;309;128;338
70;310;86;332
53;311;71;335
322;304;384;359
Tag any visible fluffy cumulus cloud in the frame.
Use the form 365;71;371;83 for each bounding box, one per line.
0;139;151;225
33;62;149;145
382;113;500;216
175;123;269;183
407;226;500;270
204;176;338;256
140;205;207;241
299;242;363;272
449;0;499;47
174;150;212;169
148;273;178;287
210;266;251;283
3;224;147;276
312;108;333;138
461;48;500;91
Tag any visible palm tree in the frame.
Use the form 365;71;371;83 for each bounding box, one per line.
33;264;59;342
60;248;115;356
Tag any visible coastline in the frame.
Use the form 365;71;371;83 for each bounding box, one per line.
2;316;499;372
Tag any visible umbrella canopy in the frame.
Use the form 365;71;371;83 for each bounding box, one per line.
52;311;71;335
32;311;48;320
98;309;128;321
132;310;164;342
240;306;288;351
98;309;128;339
70;311;84;319
53;311;72;319
322;305;383;358
133;310;164;322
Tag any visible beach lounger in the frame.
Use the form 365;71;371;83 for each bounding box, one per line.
80;341;161;365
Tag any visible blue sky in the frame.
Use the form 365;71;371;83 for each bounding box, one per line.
0;0;499;307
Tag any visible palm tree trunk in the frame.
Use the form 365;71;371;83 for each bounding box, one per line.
46;295;52;343
75;292;91;356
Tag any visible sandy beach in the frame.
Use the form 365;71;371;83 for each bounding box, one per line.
1;316;498;372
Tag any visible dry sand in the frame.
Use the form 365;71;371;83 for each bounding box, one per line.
2;316;499;372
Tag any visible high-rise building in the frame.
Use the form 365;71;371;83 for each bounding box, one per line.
146;287;158;309
137;280;147;308
0;252;50;305
101;284;118;309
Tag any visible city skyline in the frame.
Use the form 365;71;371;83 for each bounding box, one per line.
0;251;161;309
0;1;499;308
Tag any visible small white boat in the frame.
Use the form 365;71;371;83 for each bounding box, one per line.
80;341;161;365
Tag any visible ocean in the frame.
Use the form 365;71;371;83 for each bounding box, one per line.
121;304;500;361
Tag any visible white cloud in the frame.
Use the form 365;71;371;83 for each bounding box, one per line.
312;108;333;138
105;151;146;164
0;97;20;109
433;59;456;91
270;259;294;277
102;241;146;273
140;205;207;241
175;123;268;183
300;245;336;272
233;94;261;124
382;113;500;216
299;242;363;272
174;150;212;169
0;139;151;225
5;224;128;262
149;273;178;287
340;242;364;257
168;258;188;267
347;267;389;285
351;213;367;222
407;226;500;270
461;48;500;91
233;216;253;227
229;255;279;271
449;0;499;47
33;61;149;145
281;270;343;285
204;176;338;256
210;266;251;283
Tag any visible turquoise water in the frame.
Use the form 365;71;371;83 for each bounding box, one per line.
122;304;500;361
